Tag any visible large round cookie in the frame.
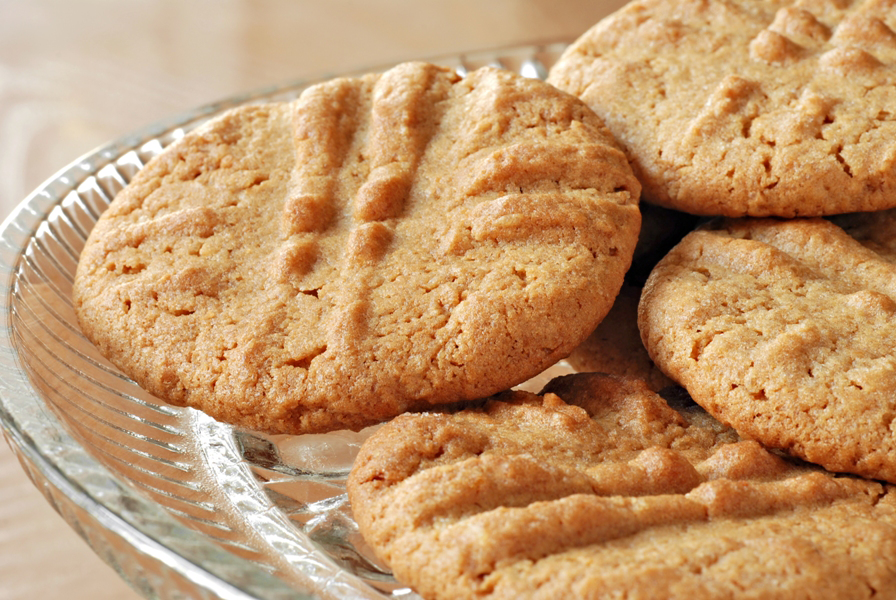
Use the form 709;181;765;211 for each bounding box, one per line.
348;372;896;600
639;217;896;482
72;62;641;434
548;0;896;217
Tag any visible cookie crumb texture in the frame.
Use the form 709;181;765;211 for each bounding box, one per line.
640;217;896;482
348;373;896;600
549;0;896;217
72;62;640;434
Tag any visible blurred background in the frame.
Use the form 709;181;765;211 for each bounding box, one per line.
0;1;626;598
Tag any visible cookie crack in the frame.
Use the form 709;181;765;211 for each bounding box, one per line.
281;345;327;370
833;143;854;178
689;328;722;362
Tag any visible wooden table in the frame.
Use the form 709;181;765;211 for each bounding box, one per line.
0;1;627;597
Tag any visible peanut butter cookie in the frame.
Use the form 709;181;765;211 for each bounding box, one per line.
549;0;896;217
640;217;896;481
348;372;896;599
73;62;640;434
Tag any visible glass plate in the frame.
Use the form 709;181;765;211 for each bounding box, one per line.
0;41;577;600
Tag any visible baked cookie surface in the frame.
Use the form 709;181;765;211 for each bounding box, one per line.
639;217;896;481
348;372;896;600
548;0;896;217
72;62;640;434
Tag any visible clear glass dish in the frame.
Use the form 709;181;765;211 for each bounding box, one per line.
0;42;576;600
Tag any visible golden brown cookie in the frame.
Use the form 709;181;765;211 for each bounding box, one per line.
72;62;640;434
348;372;896;600
548;0;896;217
639;217;896;482
566;284;674;391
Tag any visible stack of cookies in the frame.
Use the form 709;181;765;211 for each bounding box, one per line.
73;0;896;597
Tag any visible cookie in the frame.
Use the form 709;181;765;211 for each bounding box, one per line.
639;217;896;482
548;0;896;217
72;62;641;434
566;284;675;392
348;372;896;600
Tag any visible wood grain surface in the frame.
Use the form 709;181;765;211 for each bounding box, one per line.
0;1;626;598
